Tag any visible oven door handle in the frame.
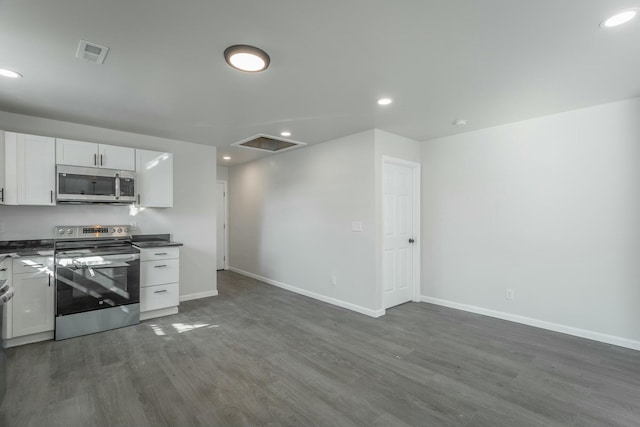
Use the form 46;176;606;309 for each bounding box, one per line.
89;262;132;268
59;253;140;261
64;262;133;270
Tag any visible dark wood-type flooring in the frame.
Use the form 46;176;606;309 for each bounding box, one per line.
1;270;639;426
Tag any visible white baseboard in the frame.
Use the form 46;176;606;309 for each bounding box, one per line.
420;296;640;351
229;267;385;318
180;290;218;302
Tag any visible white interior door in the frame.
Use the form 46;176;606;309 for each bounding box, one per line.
216;181;227;270
383;161;417;309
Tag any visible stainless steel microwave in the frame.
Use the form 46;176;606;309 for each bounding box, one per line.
56;165;136;204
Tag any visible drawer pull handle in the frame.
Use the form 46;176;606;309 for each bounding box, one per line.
154;264;168;268
155;252;168;256
154;290;168;294
29;264;44;267
0;268;6;272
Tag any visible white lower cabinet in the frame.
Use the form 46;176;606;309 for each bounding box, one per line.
141;283;179;313
0;259;9;281
139;247;180;320
2;257;55;346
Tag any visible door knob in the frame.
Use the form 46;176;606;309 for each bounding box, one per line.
409;238;415;244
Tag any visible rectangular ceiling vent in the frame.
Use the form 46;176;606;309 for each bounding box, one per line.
231;134;307;153
76;40;109;64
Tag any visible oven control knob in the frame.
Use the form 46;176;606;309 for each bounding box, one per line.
111;228;116;233
66;228;73;235
58;228;65;235
117;227;123;233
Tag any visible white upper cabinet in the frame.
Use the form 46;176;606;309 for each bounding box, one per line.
55;138;98;167
99;144;135;170
56;138;135;171
4;132;56;206
136;149;173;208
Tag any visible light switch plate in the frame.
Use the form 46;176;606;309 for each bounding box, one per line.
351;221;363;232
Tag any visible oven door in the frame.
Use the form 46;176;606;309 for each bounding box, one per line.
55;251;140;316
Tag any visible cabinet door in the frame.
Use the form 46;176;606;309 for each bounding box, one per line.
11;273;54;337
0;131;5;205
16;134;56;205
56;138;98;167
99;144;135;170
136;149;173;208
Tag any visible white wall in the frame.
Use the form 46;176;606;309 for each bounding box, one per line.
0;110;218;299
217;166;228;181
421;98;640;348
373;130;421;309
228;130;379;315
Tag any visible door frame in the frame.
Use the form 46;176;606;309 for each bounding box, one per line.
217;180;229;270
381;156;421;305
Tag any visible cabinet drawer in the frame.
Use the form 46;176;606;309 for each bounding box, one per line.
141;259;179;286
140;283;179;312
140;247;179;262
12;257;50;275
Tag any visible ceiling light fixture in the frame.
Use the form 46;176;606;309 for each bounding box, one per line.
280;131;291;137
223;156;231;160
0;68;23;79
377;98;393;106
224;45;270;72
453;119;468;126
601;9;637;28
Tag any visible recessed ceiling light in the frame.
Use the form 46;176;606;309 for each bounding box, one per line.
224;45;270;72
0;68;23;79
377;98;393;106
601;9;637;28
280;131;291;137
223;156;231;160
453;119;467;126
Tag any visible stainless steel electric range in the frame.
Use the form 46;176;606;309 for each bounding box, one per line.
54;225;140;340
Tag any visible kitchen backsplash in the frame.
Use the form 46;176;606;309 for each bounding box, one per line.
0;204;163;240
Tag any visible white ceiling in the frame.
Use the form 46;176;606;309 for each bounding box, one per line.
0;1;638;166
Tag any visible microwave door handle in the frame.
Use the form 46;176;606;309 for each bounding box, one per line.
115;176;120;199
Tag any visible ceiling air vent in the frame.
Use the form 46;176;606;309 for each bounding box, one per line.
232;134;306;153
76;40;109;64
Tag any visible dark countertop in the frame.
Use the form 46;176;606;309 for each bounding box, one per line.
0;239;55;257
0;234;183;256
130;234;183;248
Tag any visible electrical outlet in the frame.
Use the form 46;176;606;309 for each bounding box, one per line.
331;275;337;286
505;289;515;301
